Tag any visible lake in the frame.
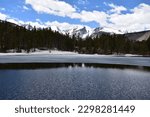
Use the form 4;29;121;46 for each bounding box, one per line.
0;54;150;100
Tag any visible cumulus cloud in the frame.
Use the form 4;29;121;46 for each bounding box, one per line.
25;0;76;17
108;3;150;32
1;0;150;33
0;12;90;31
70;10;108;26
25;0;107;25
0;12;46;28
25;0;150;32
108;3;127;14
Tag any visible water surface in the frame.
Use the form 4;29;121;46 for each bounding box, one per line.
0;65;150;100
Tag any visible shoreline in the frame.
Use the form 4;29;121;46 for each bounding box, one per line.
0;50;148;57
0;62;150;71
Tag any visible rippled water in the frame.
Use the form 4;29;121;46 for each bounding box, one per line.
0;66;150;100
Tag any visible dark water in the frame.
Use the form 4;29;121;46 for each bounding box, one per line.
0;64;150;100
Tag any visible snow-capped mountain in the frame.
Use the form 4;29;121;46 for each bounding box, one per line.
90;27;124;38
3;19;149;41
20;24;150;41
24;24;149;41
63;26;93;38
50;26;124;39
3;18;124;38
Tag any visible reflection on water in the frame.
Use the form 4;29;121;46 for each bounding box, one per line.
0;64;150;100
0;63;150;71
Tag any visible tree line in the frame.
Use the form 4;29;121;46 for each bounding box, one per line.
0;20;150;55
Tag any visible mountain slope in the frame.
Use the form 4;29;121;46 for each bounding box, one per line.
125;30;150;41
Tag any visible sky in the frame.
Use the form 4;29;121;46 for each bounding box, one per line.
0;0;150;32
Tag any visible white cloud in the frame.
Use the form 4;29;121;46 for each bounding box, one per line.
0;12;46;28
131;3;150;13
108;3;150;32
70;10;108;26
24;0;109;27
1;1;150;33
25;0;76;17
108;3;127;14
23;6;29;10
76;3;150;32
24;0;123;30
0;12;90;31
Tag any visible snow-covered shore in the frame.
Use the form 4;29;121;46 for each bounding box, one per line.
0;50;78;56
0;50;144;57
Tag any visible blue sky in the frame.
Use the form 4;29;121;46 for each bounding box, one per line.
0;0;150;32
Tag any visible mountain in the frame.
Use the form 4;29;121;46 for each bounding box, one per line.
2;19;150;41
90;27;124;38
63;26;93;39
125;30;150;41
59;26;150;41
50;26;124;39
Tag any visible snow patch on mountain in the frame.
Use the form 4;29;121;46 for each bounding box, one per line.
100;27;124;34
49;25;125;39
49;25;93;38
50;26;61;32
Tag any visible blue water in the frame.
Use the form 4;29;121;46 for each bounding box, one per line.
0;66;150;100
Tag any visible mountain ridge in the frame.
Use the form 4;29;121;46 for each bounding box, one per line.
47;23;150;41
1;19;150;41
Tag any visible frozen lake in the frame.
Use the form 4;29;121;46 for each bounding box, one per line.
0;54;150;67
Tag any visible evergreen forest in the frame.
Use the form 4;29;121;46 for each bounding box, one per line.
0;20;150;55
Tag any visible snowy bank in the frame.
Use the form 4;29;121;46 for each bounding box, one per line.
0;49;144;57
0;50;78;56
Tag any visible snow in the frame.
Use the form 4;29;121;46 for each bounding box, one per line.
124;54;143;57
0;50;78;56
0;50;144;57
50;26;60;32
0;52;149;67
36;50;78;55
100;27;124;34
55;26;93;39
39;25;124;39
